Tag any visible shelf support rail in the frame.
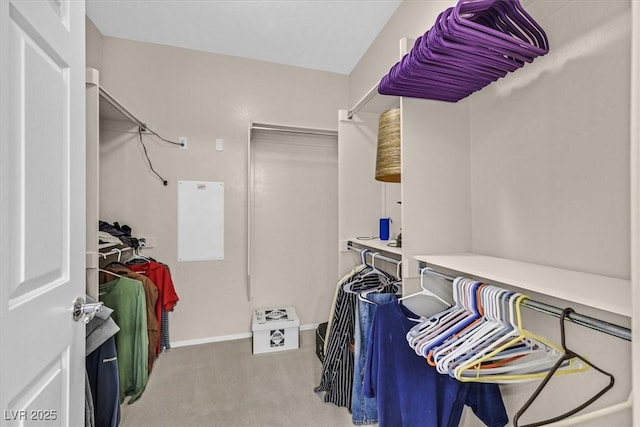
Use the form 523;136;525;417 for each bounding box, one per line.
250;122;338;138
98;246;133;260
418;265;631;342
347;84;379;119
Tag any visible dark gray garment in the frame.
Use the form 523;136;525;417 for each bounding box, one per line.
85;295;120;427
85;370;95;427
86;295;120;355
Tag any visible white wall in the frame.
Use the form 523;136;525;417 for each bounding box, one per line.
94;35;348;343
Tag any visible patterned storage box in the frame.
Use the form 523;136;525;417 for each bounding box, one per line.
252;307;300;354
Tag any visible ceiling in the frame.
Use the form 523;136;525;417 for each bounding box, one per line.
85;0;403;75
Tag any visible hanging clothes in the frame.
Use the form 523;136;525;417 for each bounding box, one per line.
85;296;121;427
87;338;120;426
86;370;95;427
323;264;369;355
103;264;160;372
513;308;615;427
315;266;395;410
99;277;149;404
352;292;397;425
315;279;358;409
363;301;508;427
126;260;179;352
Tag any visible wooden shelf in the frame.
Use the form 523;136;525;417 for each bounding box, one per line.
414;253;631;317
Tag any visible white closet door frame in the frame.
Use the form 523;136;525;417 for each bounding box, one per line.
631;1;639;424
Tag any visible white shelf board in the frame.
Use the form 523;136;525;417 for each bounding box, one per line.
348;238;402;257
415;253;631;317
98;242;119;250
98;86;146;129
362;92;400;115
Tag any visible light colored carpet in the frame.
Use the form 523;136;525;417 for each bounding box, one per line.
119;329;360;427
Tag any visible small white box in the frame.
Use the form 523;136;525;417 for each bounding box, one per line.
252;306;300;354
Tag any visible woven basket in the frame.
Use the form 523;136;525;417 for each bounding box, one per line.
375;108;401;182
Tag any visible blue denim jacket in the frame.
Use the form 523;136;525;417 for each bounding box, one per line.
352;293;397;425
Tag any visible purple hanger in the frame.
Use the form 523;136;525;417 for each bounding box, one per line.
452;0;547;57
377;0;548;102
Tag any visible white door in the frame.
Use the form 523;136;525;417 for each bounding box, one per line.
0;0;85;425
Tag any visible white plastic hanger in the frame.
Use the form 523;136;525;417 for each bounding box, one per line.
453;295;586;383
407;277;466;350
398;267;451;308
344;252;390;294
125;247;150;263
409;278;482;357
395;260;403;281
99;268;125;279
396;268;451;322
359;248;371;268
443;290;526;376
432;286;513;375
361;252;386;278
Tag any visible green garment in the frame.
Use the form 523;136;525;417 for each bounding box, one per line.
99;277;149;404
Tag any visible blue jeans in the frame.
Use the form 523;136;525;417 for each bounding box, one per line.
352;293;396;425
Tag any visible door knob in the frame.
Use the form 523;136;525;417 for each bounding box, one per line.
73;297;103;323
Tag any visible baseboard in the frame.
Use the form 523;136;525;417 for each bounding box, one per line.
170;323;321;348
300;322;320;331
170;332;252;348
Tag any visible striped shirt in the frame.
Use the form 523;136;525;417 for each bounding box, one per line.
315;270;396;409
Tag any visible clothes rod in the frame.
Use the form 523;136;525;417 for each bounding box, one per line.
355;249;400;266
346;240;401;264
251;122;337;137
99;246;133;259
347;38;410;119
99;87;147;131
419;266;631;342
348;84;379;119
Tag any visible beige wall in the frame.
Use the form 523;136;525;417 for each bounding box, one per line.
347;0;632;425
95;36;347;343
85;17;102;71
84;0;638;422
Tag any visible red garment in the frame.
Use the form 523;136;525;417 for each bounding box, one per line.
128;261;179;353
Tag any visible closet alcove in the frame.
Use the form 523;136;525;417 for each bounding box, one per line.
337;39;406;280
86;67;148;299
339;1;637;425
337;92;402;279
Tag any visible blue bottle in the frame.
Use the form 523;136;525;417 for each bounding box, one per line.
379;218;391;241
